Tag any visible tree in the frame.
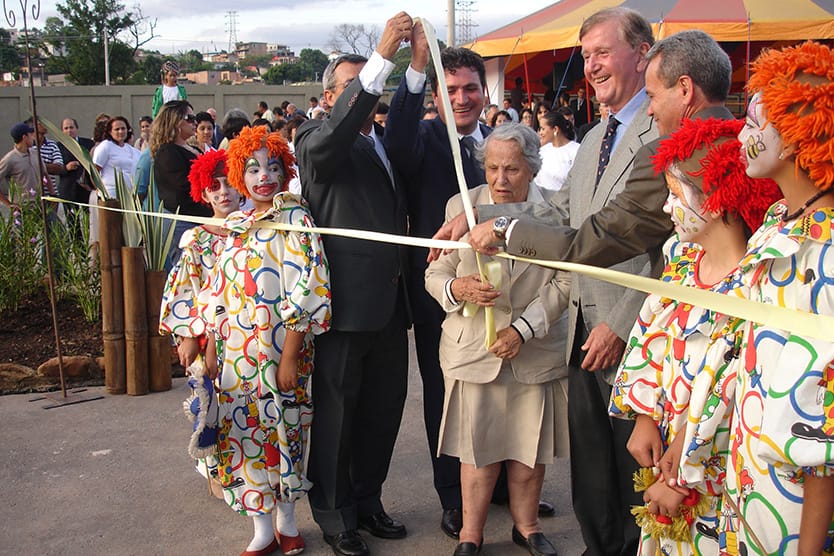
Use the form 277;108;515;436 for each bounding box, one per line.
297;48;328;83
328;24;380;58
0;29;20;74
263;62;304;85
177;49;209;73
44;0;156;85
243;54;273;77
140;54;163;84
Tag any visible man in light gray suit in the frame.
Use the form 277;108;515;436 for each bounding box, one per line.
434;25;737;556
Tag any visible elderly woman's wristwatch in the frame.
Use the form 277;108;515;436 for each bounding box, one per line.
492;216;514;240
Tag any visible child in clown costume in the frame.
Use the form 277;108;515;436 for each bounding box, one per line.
609;117;781;555
159;149;243;488
728;41;834;555
160;149;241;368
208;125;331;556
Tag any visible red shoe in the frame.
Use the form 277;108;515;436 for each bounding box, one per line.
279;532;305;555
240;537;279;556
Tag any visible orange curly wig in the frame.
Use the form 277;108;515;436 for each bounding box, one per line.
652;118;782;231
226;125;297;197
748;41;834;191
188;149;228;204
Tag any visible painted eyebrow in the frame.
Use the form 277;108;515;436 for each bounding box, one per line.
245;157;260;169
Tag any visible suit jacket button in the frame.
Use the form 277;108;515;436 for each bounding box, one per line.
572;300;578;307
391;276;398;285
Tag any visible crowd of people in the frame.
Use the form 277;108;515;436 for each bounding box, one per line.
3;7;833;556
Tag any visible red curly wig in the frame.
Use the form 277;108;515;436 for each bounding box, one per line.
652;118;782;231
225;125;296;197
188;149;228;204
748;41;834;191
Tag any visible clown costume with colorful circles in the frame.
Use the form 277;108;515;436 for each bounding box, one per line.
609;117;781;556
728;41;834;555
208;125;331;556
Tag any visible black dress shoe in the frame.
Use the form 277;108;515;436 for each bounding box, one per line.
538;499;556;517
512;526;558;556
441;508;462;539
323;530;369;556
453;541;482;555
358;511;407;539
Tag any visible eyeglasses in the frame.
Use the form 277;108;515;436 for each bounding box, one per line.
183;114;197;123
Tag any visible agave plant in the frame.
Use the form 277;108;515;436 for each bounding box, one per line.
139;172;178;271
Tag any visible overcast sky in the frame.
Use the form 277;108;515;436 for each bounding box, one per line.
41;0;547;56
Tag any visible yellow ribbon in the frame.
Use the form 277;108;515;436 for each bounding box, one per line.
47;196;834;342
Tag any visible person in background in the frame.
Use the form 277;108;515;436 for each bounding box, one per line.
193;112;216;153
502;98;519;122
134;116;152;151
536;110;579;192
257;100;275;123
57;118;95;235
520;108;535;128
570;87;590;128
218;109;250;151
0;122;39;216
152;60;187;119
483;104;498;126
492;110;512;127
306;96;319;119
206;108;223;149
151;100;208;271
91;116;140;199
576;102;608;142
375;101;389;127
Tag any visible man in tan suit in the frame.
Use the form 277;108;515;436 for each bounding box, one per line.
435;25;736;556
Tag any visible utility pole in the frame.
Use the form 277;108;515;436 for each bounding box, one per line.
103;30;110;86
456;0;478;45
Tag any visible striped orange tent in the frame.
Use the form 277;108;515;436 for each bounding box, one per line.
467;0;834;100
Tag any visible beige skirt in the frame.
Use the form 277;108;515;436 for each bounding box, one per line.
438;363;569;468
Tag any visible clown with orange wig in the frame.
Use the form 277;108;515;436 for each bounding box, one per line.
208;125;331;556
608;117;781;555
725;41;834;555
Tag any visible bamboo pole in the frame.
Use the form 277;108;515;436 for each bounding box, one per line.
145;269;171;392
99;199;126;394
122;246;148;395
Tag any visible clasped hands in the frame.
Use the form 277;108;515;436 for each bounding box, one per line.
629;415;689;517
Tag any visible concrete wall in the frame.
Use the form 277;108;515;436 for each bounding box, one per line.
0;83;327;152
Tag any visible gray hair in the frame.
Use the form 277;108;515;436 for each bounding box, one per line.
645;30;731;103
580;7;654;50
223;108;249;125
322;53;367;91
475;123;542;176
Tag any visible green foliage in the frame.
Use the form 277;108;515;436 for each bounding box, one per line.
0;182;46;312
0;28;20;74
45;0;149;84
297;48;329;82
141;55;163;84
140;176;177;272
51;211;101;322
177;49;210;73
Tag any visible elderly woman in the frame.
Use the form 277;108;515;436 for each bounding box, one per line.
426;124;569;556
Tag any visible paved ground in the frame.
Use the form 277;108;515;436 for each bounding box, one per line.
1;333;583;555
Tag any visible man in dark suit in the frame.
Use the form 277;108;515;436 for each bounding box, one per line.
295;12;413;556
57;117;94;237
570;87;590;128
384;34;490;540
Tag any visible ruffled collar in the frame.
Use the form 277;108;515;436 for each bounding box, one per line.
740;201;834;271
222;192;303;234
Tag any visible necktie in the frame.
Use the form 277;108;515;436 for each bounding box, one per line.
596;116;620;185
460;135;477;161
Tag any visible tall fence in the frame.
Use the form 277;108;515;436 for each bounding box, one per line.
0;83;328;150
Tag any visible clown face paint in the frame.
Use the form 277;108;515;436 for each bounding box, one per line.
663;164;708;242
202;176;241;218
738;93;784;179
244;148;285;211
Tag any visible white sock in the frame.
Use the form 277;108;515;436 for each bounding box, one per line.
274;501;299;537
247;513;275;551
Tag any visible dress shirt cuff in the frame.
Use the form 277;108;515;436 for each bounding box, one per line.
511;316;535;343
405;65;427;94
360;51;395;96
444;278;462;311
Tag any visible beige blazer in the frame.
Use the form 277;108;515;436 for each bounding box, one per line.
425;184;571;385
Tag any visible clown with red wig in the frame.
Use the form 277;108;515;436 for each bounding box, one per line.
207;125;331;556
728;41;834;555
608;117;781;555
